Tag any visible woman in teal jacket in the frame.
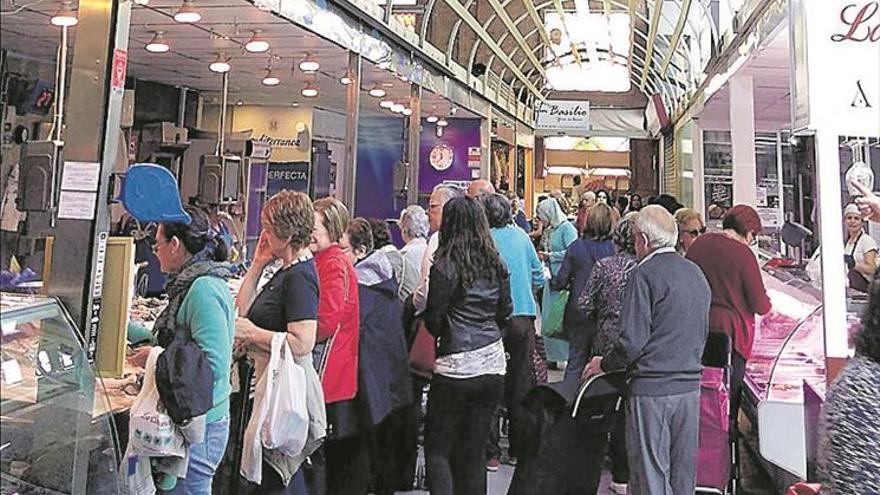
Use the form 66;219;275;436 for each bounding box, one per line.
128;206;235;494
536;198;578;365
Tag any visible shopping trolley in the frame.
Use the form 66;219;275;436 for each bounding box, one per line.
508;372;626;495
697;331;739;495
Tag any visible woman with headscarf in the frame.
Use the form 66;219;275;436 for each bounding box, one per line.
536;197;579;366
577;215;639;495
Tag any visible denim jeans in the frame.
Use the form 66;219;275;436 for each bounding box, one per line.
184;417;230;494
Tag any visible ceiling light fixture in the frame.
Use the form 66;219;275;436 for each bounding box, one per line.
298;54;319;72
391;103;405;113
245;29;269;53
379;100;394;109
173;0;201;23
437;118;449;127
145;31;170;53
50;1;78;27
368;85;386;98
402;108;413;116
301;82;319;98
262;68;280;86
209;53;231;73
426;115;438;123
339;72;352;85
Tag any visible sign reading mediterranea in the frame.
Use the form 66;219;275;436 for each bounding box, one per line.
535;100;590;136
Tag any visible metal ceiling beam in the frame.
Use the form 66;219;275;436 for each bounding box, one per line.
438;0;544;99
639;0;664;89
521;0;562;68
659;0;693;76
486;0;546;77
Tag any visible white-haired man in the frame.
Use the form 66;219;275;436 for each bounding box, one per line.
584;205;710;495
413;183;465;313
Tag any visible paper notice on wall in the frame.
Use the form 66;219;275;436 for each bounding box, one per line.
757;207;782;229
61;161;101;191
58;191;97;220
756;187;768;207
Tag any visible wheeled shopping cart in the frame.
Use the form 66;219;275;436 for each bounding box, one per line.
697;332;739;495
508;372;627;495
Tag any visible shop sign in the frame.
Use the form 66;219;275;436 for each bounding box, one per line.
257;134;301;149
267;162;310;196
535;100;590;136
791;0;880;135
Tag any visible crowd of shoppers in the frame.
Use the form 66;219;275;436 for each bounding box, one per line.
124;179;880;495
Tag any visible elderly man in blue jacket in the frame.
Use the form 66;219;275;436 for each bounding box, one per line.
585;205;710;494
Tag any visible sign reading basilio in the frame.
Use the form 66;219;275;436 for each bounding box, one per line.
535;100;590;136
791;0;879;135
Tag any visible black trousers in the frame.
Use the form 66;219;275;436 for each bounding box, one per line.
425;374;504;495
610;408;629;484
730;351;747;434
487;316;538;460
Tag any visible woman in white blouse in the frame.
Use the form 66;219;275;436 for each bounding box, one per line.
844;203;877;290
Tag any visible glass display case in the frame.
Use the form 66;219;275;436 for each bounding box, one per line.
1;293;123;494
740;266;862;482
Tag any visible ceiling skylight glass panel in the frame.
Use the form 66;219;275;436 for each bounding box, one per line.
543;11;632;92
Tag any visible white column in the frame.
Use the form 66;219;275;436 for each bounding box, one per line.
815;131;849;359
729;74;757;206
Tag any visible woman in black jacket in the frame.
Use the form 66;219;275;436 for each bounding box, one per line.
424;196;513;495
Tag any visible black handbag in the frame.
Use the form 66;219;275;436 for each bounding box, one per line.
155;327;215;424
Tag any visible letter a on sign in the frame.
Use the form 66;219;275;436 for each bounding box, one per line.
851;80;873;108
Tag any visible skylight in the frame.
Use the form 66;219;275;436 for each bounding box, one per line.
543;11;632;92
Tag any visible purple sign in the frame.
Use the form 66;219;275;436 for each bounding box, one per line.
419;118;482;196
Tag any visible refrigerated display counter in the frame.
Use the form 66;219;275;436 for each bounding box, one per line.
1;293;123;494
741;265;861;487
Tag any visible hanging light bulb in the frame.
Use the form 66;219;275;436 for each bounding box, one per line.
262;68;280;86
437;118;449;127
50;1;78;27
209;53;231;73
174;0;201;22
402;108;413;116
379;100;394;109
368;85;386;98
145;31;170;53
301;81;319;98
245;30;269;53
299;54;319;72
426;115;439;123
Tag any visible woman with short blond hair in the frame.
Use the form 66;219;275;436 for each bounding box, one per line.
234;190;318;493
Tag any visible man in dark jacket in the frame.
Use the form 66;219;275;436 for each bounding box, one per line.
584;205;710;495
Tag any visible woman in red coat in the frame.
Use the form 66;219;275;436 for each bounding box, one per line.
310;197;361;495
686;204;771;430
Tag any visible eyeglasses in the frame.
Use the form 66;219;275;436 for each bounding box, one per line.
682;226;707;237
152;238;171;253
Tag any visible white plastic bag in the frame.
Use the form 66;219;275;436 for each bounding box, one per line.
240;333;309;483
129;347;186;458
261;333;309;456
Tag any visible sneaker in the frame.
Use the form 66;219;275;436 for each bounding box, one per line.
503;456;517;466
486;458;500;472
609;481;628;494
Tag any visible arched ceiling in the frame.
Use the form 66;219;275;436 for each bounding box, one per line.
409;0;718;110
